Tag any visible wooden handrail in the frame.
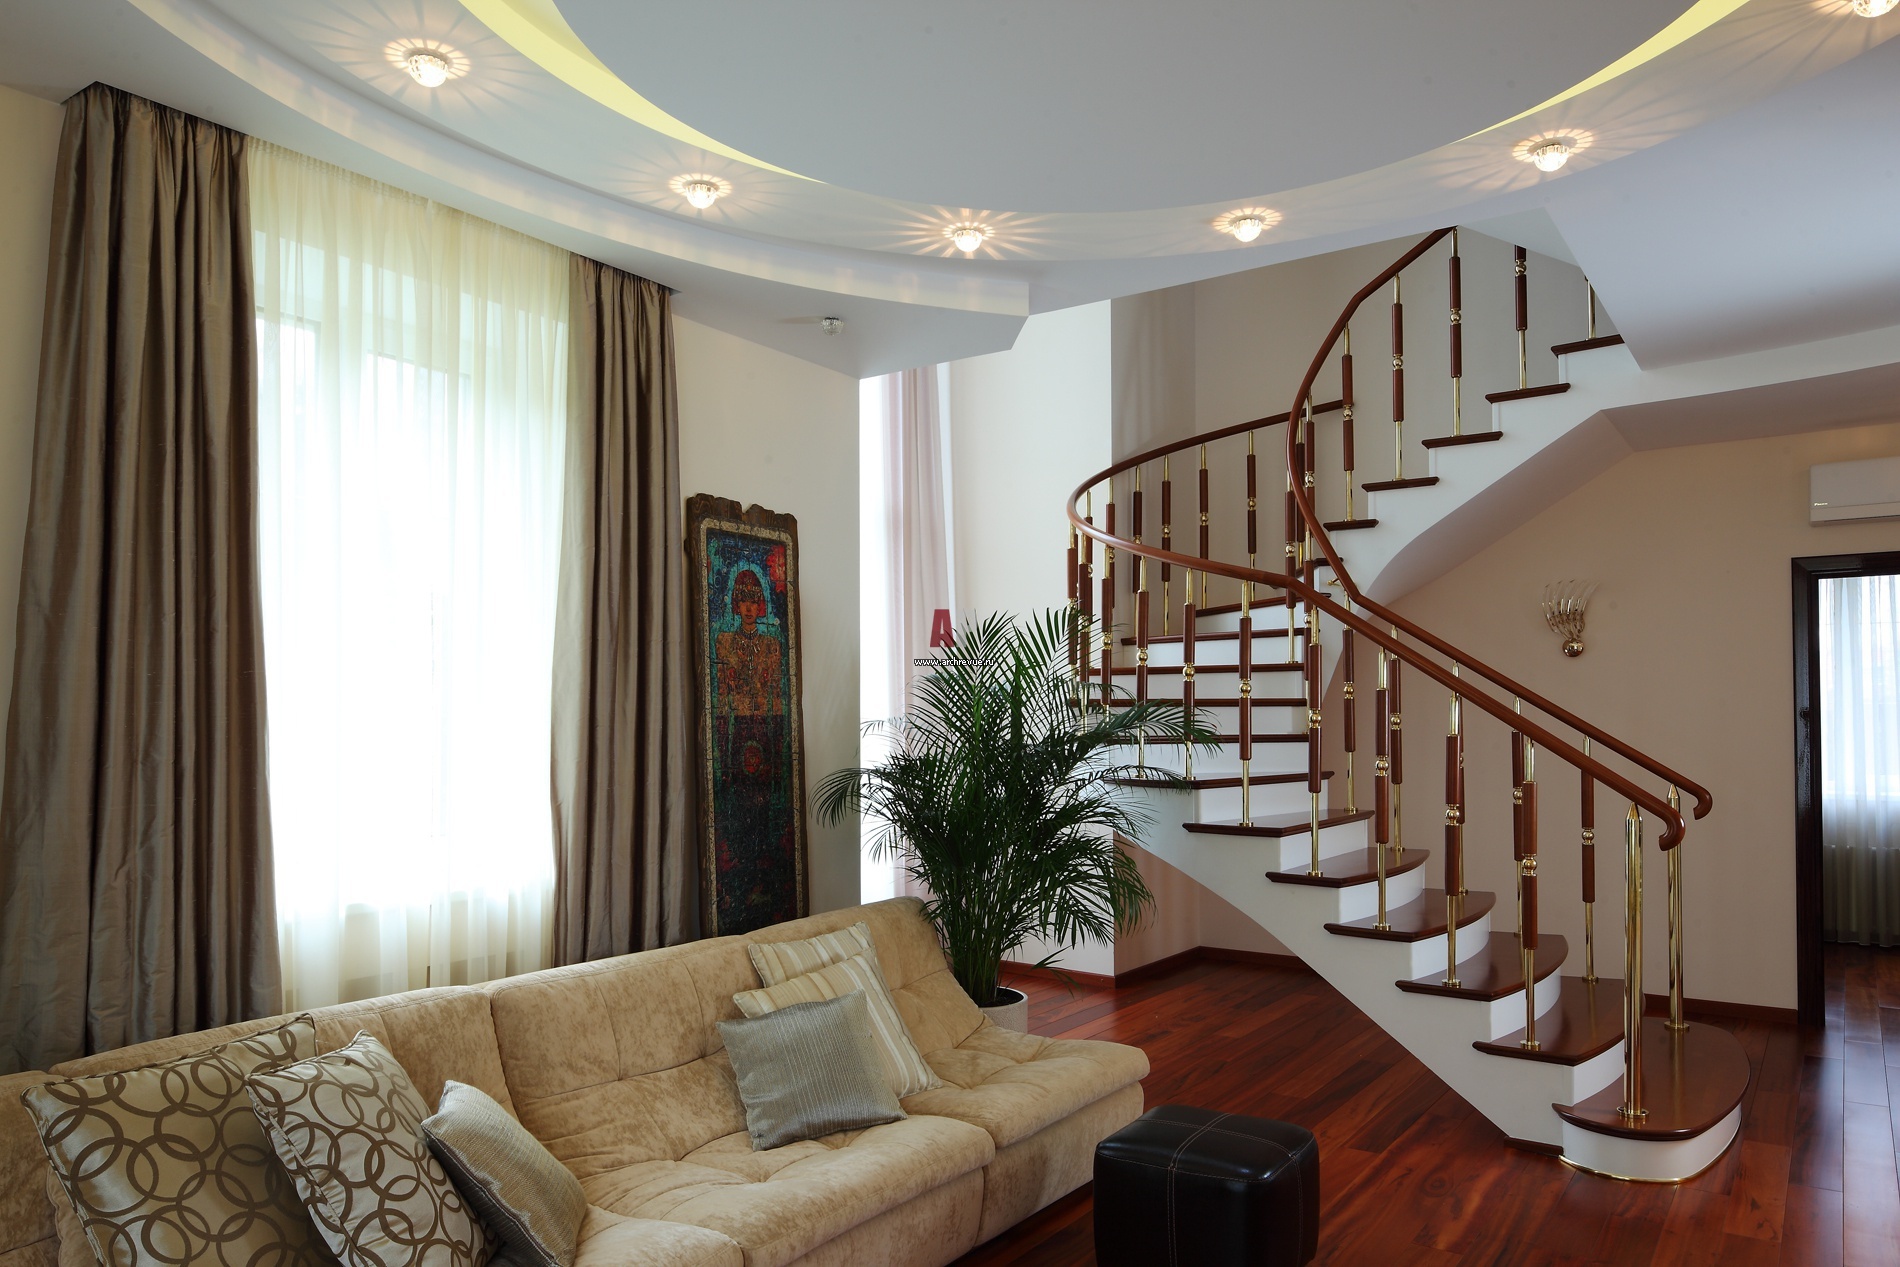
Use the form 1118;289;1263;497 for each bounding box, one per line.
1280;229;1713;822
1065;225;1709;848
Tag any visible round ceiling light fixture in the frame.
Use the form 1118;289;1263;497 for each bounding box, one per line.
1512;132;1591;172
404;50;451;88
1852;0;1898;15
668;174;732;210
1214;207;1282;243
947;223;991;254
1528;139;1573;172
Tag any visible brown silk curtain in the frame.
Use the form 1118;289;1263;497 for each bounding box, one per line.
0;85;279;1074
551;256;697;961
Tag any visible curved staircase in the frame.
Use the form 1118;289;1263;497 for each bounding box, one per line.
1070;229;1750;1182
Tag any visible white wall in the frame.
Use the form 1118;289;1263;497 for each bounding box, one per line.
950;302;1113;621
0;88;62;813
674;316;862;918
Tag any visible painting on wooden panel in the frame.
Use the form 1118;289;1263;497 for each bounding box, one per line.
685;494;808;936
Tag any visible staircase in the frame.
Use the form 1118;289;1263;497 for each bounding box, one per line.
1070;228;1750;1182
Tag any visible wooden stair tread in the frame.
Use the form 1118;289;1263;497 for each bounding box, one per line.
1267;846;1428;889
1185;809;1373;839
1121;629;1299;646
1325;888;1497;942
1484;382;1571;404
1322;518;1379;531
1362;476;1440;492
1554;1020;1750;1141
1109;770;1333;790
1395;933;1568;1002
1109;661;1303;676
1109;696;1308;709
1142;732;1309;745
1551;334;1624;356
1473;976;1627;1066
1421;431;1504;450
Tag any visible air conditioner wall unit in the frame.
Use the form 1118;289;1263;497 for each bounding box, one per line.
1810;455;1900;525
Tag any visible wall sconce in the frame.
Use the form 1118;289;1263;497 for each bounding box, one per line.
1542;581;1595;657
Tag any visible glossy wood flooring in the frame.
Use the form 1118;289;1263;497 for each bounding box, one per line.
954;944;1900;1266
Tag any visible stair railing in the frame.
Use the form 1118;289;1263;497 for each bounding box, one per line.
1068;226;1713;1123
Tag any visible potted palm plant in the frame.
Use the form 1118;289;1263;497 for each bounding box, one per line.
815;610;1212;1030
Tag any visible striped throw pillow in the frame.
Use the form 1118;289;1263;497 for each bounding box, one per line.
747;921;881;987
733;953;943;1098
717;994;904;1151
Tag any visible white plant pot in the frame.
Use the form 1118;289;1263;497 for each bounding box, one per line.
980;986;1029;1033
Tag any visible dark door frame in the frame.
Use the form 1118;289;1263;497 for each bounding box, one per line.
1791;549;1900;1027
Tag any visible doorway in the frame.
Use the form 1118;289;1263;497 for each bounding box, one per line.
1792;550;1900;1026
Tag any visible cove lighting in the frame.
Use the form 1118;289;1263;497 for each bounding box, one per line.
404;51;451;88
947;223;991;254
1853;0;1898;14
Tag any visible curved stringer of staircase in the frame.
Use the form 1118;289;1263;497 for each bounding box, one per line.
1067;228;1748;1182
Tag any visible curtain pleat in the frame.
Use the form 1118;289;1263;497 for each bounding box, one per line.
0;84;278;1073
550;257;696;961
1819;572;1900;947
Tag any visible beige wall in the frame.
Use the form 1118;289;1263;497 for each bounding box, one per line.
0;88;62;812
1386;419;1900;1010
674;316;862;917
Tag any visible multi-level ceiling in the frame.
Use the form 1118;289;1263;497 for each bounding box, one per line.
2;1;1897;374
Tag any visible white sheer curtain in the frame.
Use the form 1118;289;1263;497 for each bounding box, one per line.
858;366;954;902
251;143;569;1008
1820;572;1900;947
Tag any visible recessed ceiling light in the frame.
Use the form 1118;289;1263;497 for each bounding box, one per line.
1853;0;1898;15
821;316;844;336
947;223;991;254
404;50;451;88
1214;207;1281;243
668;174;732;210
1528;138;1573;172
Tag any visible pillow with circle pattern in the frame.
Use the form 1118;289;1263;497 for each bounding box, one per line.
246;1032;488;1267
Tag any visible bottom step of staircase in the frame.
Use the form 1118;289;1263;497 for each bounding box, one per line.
1552;1019;1751;1181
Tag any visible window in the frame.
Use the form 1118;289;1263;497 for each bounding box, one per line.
251;142;570;1008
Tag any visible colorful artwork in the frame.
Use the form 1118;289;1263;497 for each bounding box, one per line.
686;495;808;936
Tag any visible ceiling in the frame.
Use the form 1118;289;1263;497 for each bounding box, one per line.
1;0;1897;377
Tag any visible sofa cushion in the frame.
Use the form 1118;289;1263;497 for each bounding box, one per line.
901;1021;1151;1150
731;956;940;1098
247;1032;488;1267
22;1016;334;1267
571;1207;742;1267
579;1115;993;1267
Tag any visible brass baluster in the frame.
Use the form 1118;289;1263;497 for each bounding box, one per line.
1449;228;1464;437
1136;556;1150;771
1342;617;1357;815
1182;570;1197;781
1198;444;1209;607
1514;245;1529;391
1130;468;1143;602
1520;740;1540;1051
1388;634;1403;856
1302;403;1316;585
1160;458;1172;636
1391;276;1405;480
1582;737;1597;983
1306;605;1323;875
1080;490;1095;700
1512;697;1525;937
1619;805;1647;1120
1341;328;1356;520
1100;483;1116;715
1374;649;1392;930
1066;524;1079;673
1247;432;1258;591
1443;667;1463;984
1667;784;1687;1032
1239;582;1253;827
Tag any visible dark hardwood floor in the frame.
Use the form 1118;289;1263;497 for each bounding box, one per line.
954;944;1900;1266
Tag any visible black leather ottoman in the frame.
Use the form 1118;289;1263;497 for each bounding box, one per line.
1093;1105;1319;1266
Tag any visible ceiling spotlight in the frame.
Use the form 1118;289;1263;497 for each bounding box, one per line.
1230;215;1267;244
947;223;990;254
821;316;844;336
1215;207;1280;242
1852;0;1898;15
1528;138;1573;172
669;174;731;211
404;50;451;88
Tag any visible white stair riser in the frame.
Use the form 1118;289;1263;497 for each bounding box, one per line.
1560;1107;1740;1183
1121;703;1304;732
1188;818;1371;873
1137;635;1302;670
1114;742;1309;778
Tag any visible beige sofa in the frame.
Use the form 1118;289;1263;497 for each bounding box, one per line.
0;898;1148;1267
